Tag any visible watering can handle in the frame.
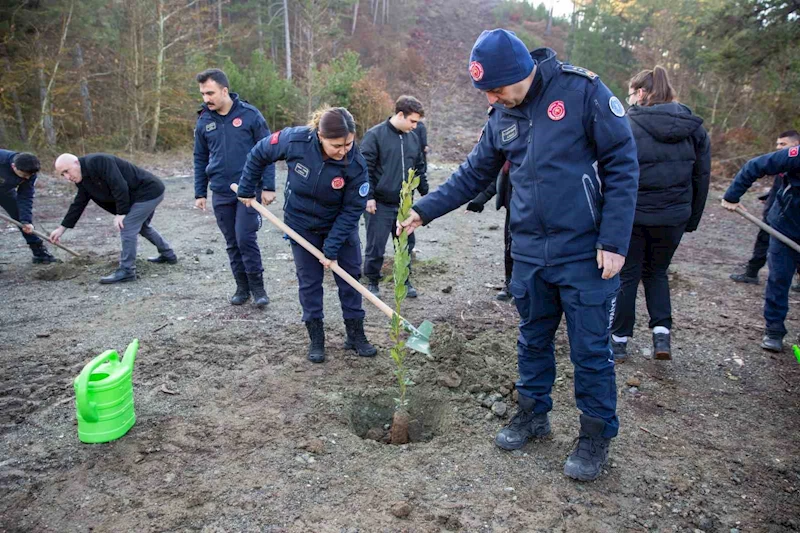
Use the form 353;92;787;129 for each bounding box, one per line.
75;350;118;423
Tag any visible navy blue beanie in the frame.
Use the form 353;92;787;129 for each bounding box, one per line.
468;29;535;90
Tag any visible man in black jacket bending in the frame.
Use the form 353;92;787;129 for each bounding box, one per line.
361;95;429;297
50;153;177;283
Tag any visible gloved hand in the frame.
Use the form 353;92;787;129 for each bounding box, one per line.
418;182;429;196
466;201;484;213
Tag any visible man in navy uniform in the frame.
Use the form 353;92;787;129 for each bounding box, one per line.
399;29;639;481
0;150;59;263
722;145;800;352
194;68;274;307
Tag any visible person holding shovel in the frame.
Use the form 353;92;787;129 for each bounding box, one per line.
0;150;60;264
398;30;639;481
50;153;177;284
237;106;377;363
721;145;800;352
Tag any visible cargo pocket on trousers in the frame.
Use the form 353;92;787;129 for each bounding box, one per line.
577;289;611;337
509;280;530;320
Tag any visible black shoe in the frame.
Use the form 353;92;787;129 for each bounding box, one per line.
230;272;250;305
496;288;512;302
147;253;177;264
247;272;270;308
611;339;627;363
494;395;551;450
367;281;380;296
730;272;759;284
563;414;611;481
344;318;378;357
99;268;136;284
30;243;61;264
760;333;784;353
305;319;326;363
405;281;418;298
653;332;671;361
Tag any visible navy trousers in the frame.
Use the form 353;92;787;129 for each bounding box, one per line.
765;237;800;337
363;202;415;283
212;191;263;274
509;258;620;438
289;227;365;322
0;191;42;246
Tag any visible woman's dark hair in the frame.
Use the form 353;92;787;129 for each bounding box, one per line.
629;65;676;106
308;106;356;139
196;68;229;89
12;153;41;174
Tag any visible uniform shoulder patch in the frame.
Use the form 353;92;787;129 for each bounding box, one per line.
358;182;370;197
269;131;280;145
608;96;625;118
561;64;598;80
790;146;799;158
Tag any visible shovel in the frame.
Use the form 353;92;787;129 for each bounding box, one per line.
0;212;81;257
734;206;800;254
230;184;433;355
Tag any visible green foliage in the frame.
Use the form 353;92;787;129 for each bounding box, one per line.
389;168;421;410
316;51;366;109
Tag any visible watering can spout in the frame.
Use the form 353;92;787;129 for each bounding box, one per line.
123;339;139;370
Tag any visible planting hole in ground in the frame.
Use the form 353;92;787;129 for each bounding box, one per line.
347;390;448;444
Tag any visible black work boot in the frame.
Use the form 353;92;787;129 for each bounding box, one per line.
494;394;551;450
496;279;512;302
611;339;627;363
564;414;611;481
30;243;61;264
367;280;380;296
147;253;178;264
405;280;418;298
305;319;326;363
230;272;250;305
760;333;784;352
653;332;671;360
730;271;759;284
344;318;378;357
99;268;136;284
247;272;270;308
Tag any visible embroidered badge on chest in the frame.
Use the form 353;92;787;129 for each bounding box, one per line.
609;97;625;118
295;163;310;178
205;122;217;132
232;117;242;128
501;123;519;144
547;101;566;121
331;177;345;190
790;146;799;158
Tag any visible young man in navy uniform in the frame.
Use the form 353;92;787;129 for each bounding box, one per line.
0;150;59;263
722;145;800;352
194;69;274;307
399;29;639;481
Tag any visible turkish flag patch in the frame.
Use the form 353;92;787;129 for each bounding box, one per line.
270;131;280;145
331;177;345;190
547;101;566;121
232;117;242;127
789;146;799;158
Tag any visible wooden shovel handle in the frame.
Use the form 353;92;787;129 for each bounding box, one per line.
734;206;800;254
0;212;81;257
230;184;396;321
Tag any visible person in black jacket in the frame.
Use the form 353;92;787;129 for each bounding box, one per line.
361;95;429;298
50;153;176;284
729;130;800;288
414;119;429;175
610;66;710;362
466;160;512;301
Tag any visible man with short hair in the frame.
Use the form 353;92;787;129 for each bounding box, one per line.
361;95;429;297
49;153;176;283
0;150;59;263
194;68;274;307
730;130;800;288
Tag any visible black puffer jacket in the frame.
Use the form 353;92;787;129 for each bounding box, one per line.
627;102;711;230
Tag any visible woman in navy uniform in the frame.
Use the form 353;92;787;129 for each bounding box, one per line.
237;107;377;363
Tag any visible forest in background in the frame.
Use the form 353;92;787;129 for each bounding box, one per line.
0;0;798;170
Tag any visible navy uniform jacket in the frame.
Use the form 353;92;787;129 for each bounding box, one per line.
238;127;369;260
414;48;639;266
0;149;37;224
724;146;800;240
194;93;275;198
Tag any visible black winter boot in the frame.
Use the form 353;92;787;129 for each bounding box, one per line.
344;318;377;357
30;243;61;264
496;279;512;302
230;272;250;305
653;332;671;360
760;333;784;352
494;394;551;450
305;319;326;363
611;339;628;363
99;268;136;284
405;280;418;298
563;414;611;481
247;272;270;308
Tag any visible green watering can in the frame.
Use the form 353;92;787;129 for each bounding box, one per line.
73;339;138;443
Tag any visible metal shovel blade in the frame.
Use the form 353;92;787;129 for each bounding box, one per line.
402;319;434;355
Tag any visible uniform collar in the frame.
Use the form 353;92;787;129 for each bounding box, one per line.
203;92;240;120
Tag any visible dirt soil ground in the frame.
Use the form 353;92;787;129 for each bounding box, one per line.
1;157;799;532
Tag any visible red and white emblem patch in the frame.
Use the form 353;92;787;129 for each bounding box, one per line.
547;101;566;121
469;61;484;82
232;117;242;128
331;177;345;190
269;131;280;145
789;146;799;158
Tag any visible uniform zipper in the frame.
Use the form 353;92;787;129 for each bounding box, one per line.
400;134;405;182
311;162;325;220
